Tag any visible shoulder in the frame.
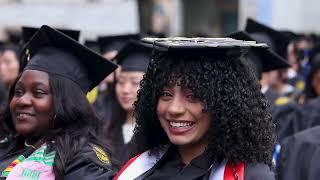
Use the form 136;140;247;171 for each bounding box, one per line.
67;143;112;169
244;163;275;180
64;143;115;180
277;127;320;180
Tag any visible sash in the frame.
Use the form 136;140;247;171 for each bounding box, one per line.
115;148;244;180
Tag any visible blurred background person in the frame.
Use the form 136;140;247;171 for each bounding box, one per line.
0;44;20;90
89;34;140;124
104;40;151;167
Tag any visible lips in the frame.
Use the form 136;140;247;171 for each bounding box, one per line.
119;97;132;104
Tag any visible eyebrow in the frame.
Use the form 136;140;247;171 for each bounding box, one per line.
16;81;49;87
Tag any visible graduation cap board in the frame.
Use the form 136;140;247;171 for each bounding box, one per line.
245;18;290;59
20;25;118;93
228;31;290;72
114;40;153;72
98;34;140;54
22;26;80;43
141;37;268;57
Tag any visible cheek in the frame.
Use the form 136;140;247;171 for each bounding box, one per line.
156;101;165;118
36;105;53;129
9;98;15;112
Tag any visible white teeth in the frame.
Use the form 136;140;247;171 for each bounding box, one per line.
169;122;193;128
17;113;33;118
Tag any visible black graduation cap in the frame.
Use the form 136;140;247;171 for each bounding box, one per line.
84;40;100;53
97;34;140;54
5;30;21;45
20;25;118;93
245;18;290;59
141;37;268;56
114;40;152;72
279;30;300;42
22;26;80;43
228;31;290;72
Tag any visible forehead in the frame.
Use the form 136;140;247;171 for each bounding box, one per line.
118;71;144;78
17;70;49;85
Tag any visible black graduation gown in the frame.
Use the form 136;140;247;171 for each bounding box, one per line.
92;90;114;123
136;146;275;180
301;97;320;129
264;88;279;113
277;126;320;180
0;143;115;180
272;101;305;143
287;74;305;91
107;128;134;167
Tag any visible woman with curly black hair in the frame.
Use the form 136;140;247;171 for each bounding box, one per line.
115;38;276;180
0;26;118;179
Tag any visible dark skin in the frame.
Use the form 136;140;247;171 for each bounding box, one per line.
9;70;53;144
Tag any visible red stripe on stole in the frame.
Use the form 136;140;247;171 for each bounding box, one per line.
224;161;244;180
114;153;143;180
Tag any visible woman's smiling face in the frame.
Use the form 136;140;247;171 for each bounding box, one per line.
157;85;210;147
10;70;53;136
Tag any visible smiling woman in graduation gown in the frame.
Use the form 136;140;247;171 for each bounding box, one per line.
115;37;276;180
0;25;118;179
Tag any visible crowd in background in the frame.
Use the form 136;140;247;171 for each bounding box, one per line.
0;17;320;179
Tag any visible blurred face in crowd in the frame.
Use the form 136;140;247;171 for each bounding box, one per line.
10;70;53;137
268;69;289;87
157;85;210;148
312;70;320;96
115;70;144;112
287;43;299;72
0;49;20;87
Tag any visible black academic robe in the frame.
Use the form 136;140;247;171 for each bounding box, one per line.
0;143;115;180
288;74;305;91
93;90;114;124
264;88;279;113
135;146;275;180
301;97;320;129
277;126;320;180
272;101;305;143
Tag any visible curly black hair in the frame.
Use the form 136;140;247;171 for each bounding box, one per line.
131;51;275;165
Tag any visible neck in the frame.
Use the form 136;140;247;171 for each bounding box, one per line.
177;140;208;165
125;110;135;124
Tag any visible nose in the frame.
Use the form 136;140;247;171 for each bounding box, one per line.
121;82;132;94
15;93;32;107
167;96;186;116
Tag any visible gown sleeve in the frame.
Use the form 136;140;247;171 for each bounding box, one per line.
64;144;116;180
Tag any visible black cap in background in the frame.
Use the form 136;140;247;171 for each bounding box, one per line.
245;18;291;59
228;31;290;72
114;40;152;72
97;34;140;54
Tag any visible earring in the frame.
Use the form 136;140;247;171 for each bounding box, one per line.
52;114;57;128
